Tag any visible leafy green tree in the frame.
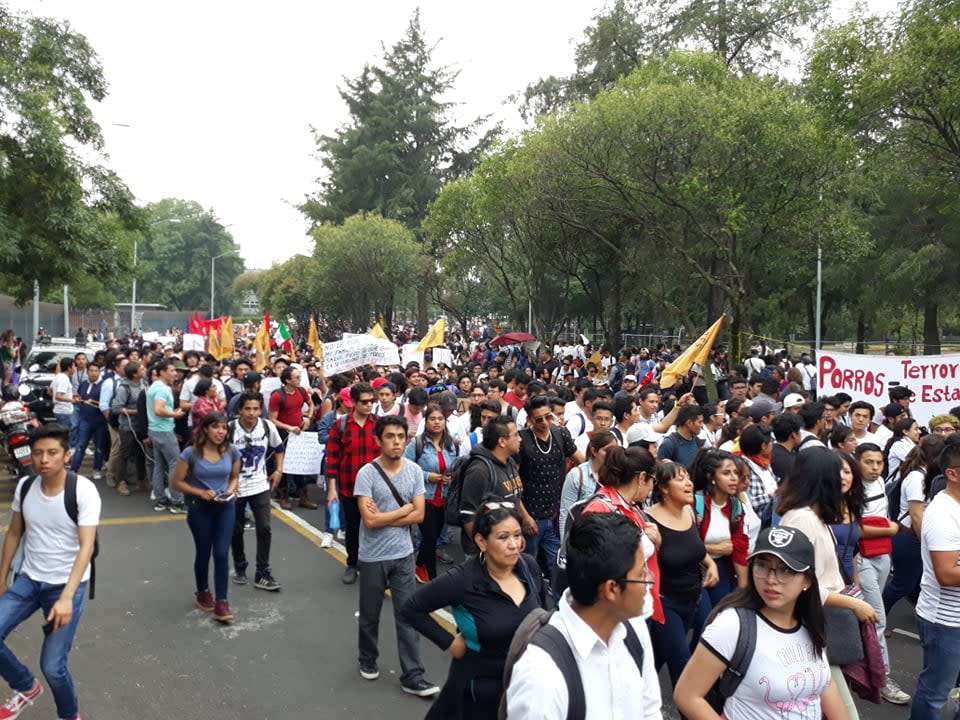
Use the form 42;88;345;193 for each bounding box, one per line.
134;199;244;313
299;11;496;327
521;0;828;118
311;213;428;332
0;6;140;302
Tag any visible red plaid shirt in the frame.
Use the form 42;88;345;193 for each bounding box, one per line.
325;414;379;497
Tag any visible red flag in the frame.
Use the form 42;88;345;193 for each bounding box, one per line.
639;369;655;389
188;311;204;335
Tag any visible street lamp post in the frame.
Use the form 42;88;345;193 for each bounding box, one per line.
210;251;237;319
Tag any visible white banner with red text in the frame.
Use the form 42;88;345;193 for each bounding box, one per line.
817;350;960;424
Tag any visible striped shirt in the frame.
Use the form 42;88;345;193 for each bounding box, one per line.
918;490;960;627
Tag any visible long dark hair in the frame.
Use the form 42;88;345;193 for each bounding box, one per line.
897;434;944;498
423;405;456;454
193;411;231;456
598;446;655;488
689;448;738;494
776;446;844;524
709;558;826;657
836;451;865;522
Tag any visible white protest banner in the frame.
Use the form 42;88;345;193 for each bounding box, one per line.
321;334;401;374
401;344;424;366
182;333;205;352
260;377;282;409
283;432;324;475
817;350;960;424
141;331;160;343
431;347;453;367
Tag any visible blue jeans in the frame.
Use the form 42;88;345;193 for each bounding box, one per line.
883;530;921;615
69;417;106;473
692;559;734;648
0;575;87;719
54;413;73;431
524;518;560;591
68;406;80;450
186;499;236;601
909;615;960;720
149;430;184;504
650;593;701;689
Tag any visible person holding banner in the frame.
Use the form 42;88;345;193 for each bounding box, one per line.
268;367;317;511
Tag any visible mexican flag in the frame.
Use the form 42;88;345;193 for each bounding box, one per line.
274;321;293;353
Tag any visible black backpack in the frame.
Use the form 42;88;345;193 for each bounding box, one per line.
498;603;646;720
703;607;758;713
443;451;496;527
18;472;100;599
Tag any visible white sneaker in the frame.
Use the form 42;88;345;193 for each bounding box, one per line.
93;471;103;481
880;676;911;705
319;533;333;548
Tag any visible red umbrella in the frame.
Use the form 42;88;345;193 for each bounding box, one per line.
490;332;536;347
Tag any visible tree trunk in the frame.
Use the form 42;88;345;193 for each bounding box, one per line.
855;312;866;354
417;286;428;333
923;295;940;355
729;299;743;364
607;271;622;350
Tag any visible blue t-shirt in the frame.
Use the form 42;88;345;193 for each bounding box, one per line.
180;445;240;494
146;381;175;433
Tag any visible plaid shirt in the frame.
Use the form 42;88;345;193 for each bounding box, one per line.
326;414;379;497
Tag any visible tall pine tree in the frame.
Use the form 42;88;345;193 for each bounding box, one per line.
300;11;497;328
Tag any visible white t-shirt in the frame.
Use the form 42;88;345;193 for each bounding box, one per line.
51;373;74;415
917;490;960;627
886;437;914;482
861;477;888;518
853;430;879;446
231;418;284;497
13;474;101;584
741;499;761;554
703;499;732;558
898;469;925;529
701;608;830;720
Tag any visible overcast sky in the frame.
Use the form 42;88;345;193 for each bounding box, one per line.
16;0;607;269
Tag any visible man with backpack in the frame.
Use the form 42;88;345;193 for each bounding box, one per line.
0;423;101;720
505;512;660;719
456;416;530;556
268;366;316;511
326;383;380;585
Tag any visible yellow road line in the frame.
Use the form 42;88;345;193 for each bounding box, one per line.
100;515;186;526
270;507;458;635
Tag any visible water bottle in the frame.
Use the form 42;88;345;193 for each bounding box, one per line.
327;498;341;532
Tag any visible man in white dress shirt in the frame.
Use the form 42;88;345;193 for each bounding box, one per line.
506;512;662;719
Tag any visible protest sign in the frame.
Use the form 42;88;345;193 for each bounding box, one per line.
321;334;401;374
818;350;960;423
401;344;424;366
283;432;323;475
182;333;204;352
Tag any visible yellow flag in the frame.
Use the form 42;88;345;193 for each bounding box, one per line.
413;318;445;353
208;324;222;360
308;316;322;357
219;316;235;361
369;322;388;340
658;315;725;390
254;319;271;371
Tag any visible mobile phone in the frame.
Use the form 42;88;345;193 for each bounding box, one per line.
214;492;236;503
42;620;54;635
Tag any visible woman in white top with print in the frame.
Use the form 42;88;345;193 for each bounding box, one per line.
675;525;848;720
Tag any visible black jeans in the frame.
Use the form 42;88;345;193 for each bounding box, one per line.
342;495;361;568
118;428;146;484
231;489;272;575
416;503;445;579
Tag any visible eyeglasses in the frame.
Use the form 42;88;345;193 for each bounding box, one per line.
482;501;515;511
357;398;376;405
933;426;956;434
470;392;486;398
618;576;654;587
752;561;800;582
531;414;553;424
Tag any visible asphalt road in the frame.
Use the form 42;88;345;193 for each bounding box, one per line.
0;456;927;719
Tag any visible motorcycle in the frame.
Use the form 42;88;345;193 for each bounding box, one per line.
0;386;41;479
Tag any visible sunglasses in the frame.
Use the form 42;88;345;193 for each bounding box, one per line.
483;501;516;511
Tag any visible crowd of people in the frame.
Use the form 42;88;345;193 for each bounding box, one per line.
1;328;959;719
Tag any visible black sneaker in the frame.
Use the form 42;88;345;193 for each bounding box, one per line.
254;573;281;591
401;678;440;697
232;571;247;585
342;566;358;585
359;662;379;681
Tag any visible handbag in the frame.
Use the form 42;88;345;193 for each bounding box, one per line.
825;524;866;666
370;460;416;547
858;515;892;558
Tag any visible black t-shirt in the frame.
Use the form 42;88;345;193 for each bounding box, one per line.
770;443;796;485
517;425;577;519
649;517;705;604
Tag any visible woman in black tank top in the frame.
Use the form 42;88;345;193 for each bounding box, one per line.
646;462;720;689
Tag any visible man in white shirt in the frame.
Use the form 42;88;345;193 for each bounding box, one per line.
51;357;76;428
0;423;101;720
506;512;662;720
848;400;879;446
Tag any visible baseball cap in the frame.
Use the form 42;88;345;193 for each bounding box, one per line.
623;374;638;383
747;400;776;421
242;371;261;388
782;393;805;410
371;377;389;390
748;526;815;572
882;402;905;419
339;387;354;409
